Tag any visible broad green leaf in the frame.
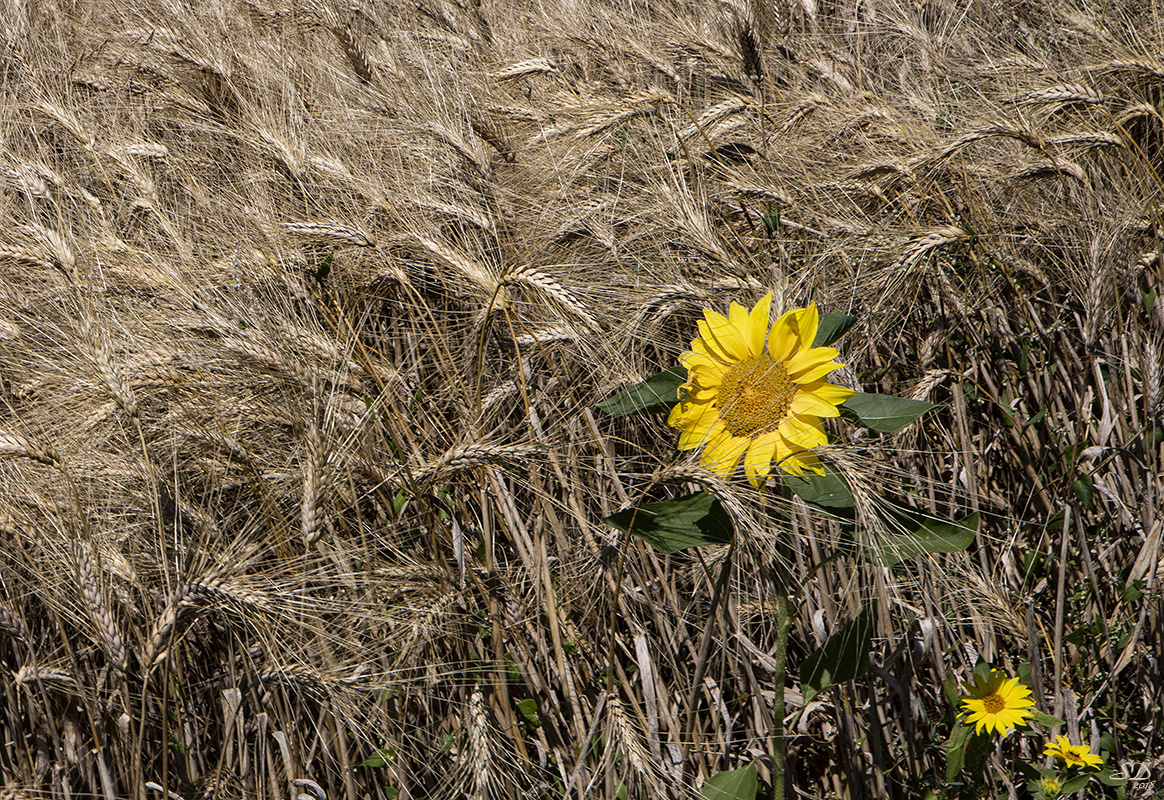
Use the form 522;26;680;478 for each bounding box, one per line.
604;491;733;554
841;393;936;433
964;730;992;777
360;748;396;768
701;764;758;800
942;675;961;708
1060;774;1091;794
597;366;687;416
944;720;972;780
812;312;856;348
516;698;541;730
867;512;978;567
1072;474;1095;511
800;606;873;705
1027;709;1065;728
784;463;855;509
1095;767;1126;787
1013;760;1043;781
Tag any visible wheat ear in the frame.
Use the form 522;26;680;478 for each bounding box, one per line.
467;687;492;799
72;540;127;677
417;443;542;483
0;431;60;466
0;603;27;641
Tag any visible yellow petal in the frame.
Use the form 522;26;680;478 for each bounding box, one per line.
778;415;828;451
785;345;840;380
767;304;817;362
699;311;747;362
796;303;820;348
743;429;779;487
779;448;824;476
674;403;720;449
790;381;857;417
685;384;719;402
701;428;750;476
746;292;772;356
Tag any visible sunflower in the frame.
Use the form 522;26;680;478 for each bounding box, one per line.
667;292;855;487
1044;735;1103;770
959;669;1036;736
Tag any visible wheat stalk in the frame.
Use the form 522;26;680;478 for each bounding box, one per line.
72;540;127;677
513;324;578;346
2;164;53;199
466;687;492;799
144;576;272;667
417;443;542;483
1046;131;1124;149
606;696;651;782
13;665;77;687
302;426;329;546
82;316;139;417
503;265;600;331
677;96;750;141
1023;83;1105;105
0;602;27;641
281;221;376;248
0;431;60;466
1011;158;1086;182
491;58;558;80
891;225;971;273
1144;339;1161;422
1099;58;1164;78
332;25;375;83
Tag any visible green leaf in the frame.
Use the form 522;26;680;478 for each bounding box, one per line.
597;366;687;416
1060;774;1091;793
1121;578;1144;602
315;250;335;282
800;606;873;705
942;675;962;708
1013;760;1042;781
516;698;541;730
784;463;855;509
944;720;972;780
1072;475;1095;512
812;312;856;347
360;747;396;768
604;491;733;554
841;393;936;433
701;764;758;800
867;512;978;567
1027;709;1065;728
1095;767;1126;787
965;730;992;777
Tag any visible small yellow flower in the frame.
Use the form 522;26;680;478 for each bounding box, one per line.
667;293;855;487
1044;735;1103;770
959;669;1035;736
1037;775;1062;798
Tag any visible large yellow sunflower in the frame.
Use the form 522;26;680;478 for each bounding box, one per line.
667;292;855;487
1044;735;1103;770
959;669;1035;736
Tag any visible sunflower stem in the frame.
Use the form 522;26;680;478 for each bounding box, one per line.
772;561;791;800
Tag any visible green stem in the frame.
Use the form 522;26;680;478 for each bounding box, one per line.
773;579;790;800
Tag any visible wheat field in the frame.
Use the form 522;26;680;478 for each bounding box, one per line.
0;0;1161;798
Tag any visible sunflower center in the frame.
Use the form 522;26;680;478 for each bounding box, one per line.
981;693;1006;715
716;353;794;437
